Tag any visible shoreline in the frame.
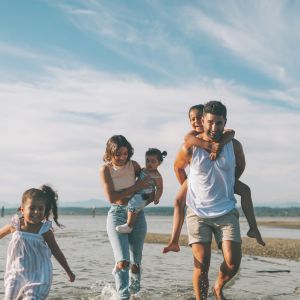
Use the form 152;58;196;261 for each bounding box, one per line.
145;233;300;261
256;220;300;229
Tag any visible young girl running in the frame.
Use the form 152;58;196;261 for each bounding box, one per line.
116;148;167;234
163;104;264;254
0;185;75;300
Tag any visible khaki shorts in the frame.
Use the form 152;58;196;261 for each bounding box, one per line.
186;207;241;248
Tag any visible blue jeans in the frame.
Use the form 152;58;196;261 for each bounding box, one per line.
106;205;147;300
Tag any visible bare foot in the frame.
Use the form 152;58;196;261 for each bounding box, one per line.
247;228;265;246
162;242;180;254
212;286;227;300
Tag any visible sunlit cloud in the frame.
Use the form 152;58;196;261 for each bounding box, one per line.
0;1;299;206
1;66;299;205
181;1;300;87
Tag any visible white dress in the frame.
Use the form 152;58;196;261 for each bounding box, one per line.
4;215;53;300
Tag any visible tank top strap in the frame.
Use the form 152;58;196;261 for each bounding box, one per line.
10;214;21;230
38;220;53;235
139;168;149;178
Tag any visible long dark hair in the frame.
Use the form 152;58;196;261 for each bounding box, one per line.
103;135;134;164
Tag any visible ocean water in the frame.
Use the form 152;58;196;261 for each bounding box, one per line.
0;214;299;299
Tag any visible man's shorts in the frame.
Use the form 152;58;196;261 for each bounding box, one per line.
186;207;241;248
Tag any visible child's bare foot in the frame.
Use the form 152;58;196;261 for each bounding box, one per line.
162;242;180;254
247;228;265;246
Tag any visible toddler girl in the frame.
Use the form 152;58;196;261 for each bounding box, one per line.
116;148;167;234
0;185;75;299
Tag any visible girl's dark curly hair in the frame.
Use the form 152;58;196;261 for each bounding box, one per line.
145;148;167;163
20;185;62;227
103;135;134;164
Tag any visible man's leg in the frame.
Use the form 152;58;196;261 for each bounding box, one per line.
213;241;241;300
191;242;211;300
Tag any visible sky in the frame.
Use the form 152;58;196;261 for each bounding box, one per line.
0;0;299;207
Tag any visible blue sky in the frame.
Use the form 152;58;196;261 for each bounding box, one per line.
0;0;299;206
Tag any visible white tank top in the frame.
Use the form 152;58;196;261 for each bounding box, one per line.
186;142;236;218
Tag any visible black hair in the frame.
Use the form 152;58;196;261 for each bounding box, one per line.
203;101;227;118
188;104;204;117
145;148;167;163
103;135;134;164
20;185;62;227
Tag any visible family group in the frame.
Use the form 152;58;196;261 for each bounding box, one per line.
0;101;264;300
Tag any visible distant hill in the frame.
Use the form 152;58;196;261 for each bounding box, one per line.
1;199;299;217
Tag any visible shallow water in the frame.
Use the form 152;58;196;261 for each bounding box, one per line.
0;215;299;299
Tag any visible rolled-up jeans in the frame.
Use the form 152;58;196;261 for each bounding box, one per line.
106;205;147;300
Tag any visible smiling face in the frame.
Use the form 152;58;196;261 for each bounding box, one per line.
145;154;161;172
21;197;46;225
202;113;226;141
111;146;129;167
189;108;204;133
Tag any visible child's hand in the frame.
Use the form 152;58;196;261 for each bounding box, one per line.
210;142;222;154
208;142;223;160
209;152;217;161
154;198;160;205
67;271;76;282
136;176;151;191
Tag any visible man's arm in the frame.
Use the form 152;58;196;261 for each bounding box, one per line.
232;139;246;179
174;144;192;184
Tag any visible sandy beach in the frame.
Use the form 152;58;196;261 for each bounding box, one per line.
146;233;300;261
257;220;300;230
146;220;300;261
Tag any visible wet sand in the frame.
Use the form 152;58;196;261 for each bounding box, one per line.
257;220;300;230
146;233;300;261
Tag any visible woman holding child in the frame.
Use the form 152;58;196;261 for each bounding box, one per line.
99;135;153;300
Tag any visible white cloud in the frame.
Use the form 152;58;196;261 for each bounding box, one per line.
1;67;299;206
1;1;299;207
54;1;199;82
181;1;300;86
0;42;47;61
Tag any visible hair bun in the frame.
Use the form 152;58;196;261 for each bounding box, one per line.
161;151;167;158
